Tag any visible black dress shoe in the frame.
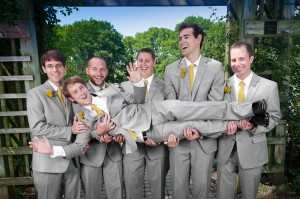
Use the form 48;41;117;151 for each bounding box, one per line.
249;113;269;127
252;99;267;115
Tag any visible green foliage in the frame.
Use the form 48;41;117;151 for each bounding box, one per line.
50;19;127;83
0;0;20;25
288;169;300;194
254;37;300;176
130;27;180;79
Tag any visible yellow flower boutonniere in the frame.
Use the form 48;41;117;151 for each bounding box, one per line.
46;90;53;97
78;112;84;119
224;86;231;93
180;68;187;78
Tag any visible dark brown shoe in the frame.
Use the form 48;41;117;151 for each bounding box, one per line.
249;113;269;127
252;99;267;115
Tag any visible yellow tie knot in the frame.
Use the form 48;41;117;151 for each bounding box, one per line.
238;81;245;102
91;104;106;116
57;88;65;108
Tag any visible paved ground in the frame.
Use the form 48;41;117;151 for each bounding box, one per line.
81;167;218;199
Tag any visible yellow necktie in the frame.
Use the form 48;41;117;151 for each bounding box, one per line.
238;81;245;102
91;104;106;116
128;130;137;141
189;64;195;92
57;88;65;108
144;79;149;101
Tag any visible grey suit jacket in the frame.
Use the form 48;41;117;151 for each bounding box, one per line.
27;81;74;173
72;82;123;167
63;82;148;158
216;73;281;169
121;76;169;160
164;57;226;154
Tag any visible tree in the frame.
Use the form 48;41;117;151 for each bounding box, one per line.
50;19;127;83
126;27;180;79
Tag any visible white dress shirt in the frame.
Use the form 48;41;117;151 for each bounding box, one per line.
185;55;201;82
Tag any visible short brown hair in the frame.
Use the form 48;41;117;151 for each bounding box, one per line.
40;50;66;67
230;41;253;57
62;76;86;98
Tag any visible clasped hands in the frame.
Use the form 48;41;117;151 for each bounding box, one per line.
225;119;254;135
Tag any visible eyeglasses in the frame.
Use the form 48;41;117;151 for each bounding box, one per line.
45;64;65;69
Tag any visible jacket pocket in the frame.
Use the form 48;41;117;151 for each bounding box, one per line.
252;134;266;144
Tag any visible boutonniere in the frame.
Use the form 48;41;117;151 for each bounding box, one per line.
46;90;53;97
180;68;187;78
78;112;84;119
224;86;231;93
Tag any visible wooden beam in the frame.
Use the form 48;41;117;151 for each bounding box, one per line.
0;128;30;134
0;56;31;62
0;76;33;81
0;94;27;99
0;147;32;155
263;165;284;173
267;137;286;145
0;177;33;186
0;111;27;117
0;21;30;38
245;20;300;37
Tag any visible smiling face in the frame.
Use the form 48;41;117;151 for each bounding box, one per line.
86;57;108;88
230;45;254;80
179;27;202;62
137;52;155;79
67;83;92;107
42;59;67;87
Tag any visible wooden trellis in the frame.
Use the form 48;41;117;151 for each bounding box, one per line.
0;0;40;198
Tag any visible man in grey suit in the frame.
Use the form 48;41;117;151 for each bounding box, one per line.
163;22;225;199
75;56;124;199
122;48;169;199
216;41;281;199
29;74;267;157
26;50;87;199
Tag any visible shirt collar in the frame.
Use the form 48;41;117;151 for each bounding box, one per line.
234;71;253;86
185;55;201;67
48;80;59;91
88;80;106;92
142;74;154;86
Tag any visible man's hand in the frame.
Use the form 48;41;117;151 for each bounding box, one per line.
29;136;53;155
237;119;254;131
99;133;113;143
182;127;200;140
224;121;238;135
95;115;115;136
145;138;160;147
113;135;125;143
126;62;142;83
72;116;88;134
82;144;90;154
164;134;180;148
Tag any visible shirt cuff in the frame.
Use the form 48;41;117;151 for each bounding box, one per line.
50;146;66;158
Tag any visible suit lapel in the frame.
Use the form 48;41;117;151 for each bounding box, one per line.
102;84;112;113
191;57;207;100
246;73;261;101
148;76;158;101
179;58;190;95
44;81;66;117
227;77;236;102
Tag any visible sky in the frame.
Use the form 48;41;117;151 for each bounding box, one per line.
56;6;227;37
